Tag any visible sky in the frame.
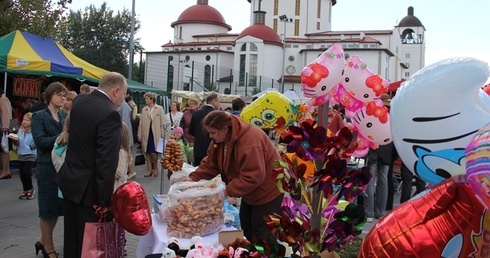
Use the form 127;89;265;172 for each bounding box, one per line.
69;0;490;69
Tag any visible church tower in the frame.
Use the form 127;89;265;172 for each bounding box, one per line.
248;0;336;37
395;6;426;79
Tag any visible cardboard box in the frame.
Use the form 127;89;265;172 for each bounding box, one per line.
218;230;244;246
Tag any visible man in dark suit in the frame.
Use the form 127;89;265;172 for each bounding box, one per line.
58;72;127;258
189;93;219;166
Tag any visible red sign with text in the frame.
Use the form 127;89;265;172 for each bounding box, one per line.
13;77;41;98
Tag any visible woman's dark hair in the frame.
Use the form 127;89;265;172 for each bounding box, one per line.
170;100;181;112
203;110;231;131
44;82;68;104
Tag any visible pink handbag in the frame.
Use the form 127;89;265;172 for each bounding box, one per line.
81;206;125;258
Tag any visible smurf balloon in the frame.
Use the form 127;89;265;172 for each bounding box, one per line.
390;57;490;185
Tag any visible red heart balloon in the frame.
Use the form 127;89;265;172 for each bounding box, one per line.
111;181;152;236
359;175;487;257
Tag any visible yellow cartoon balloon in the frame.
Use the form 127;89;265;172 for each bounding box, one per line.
240;91;297;130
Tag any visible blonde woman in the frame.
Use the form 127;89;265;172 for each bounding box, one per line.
127;100;138;179
138;92;165;177
115;122;132;190
61;91;77;112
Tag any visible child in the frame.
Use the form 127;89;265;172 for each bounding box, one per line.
167;127;193;179
14;112;37;200
173;127;192;163
115;122;133;190
115;122;132;256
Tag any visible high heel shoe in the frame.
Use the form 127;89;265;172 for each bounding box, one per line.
0;173;11;180
35;241;46;256
153;169;159;177
144;171;153;177
45;251;59;258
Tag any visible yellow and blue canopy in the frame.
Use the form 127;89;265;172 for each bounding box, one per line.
0;30;167;95
0;30;108;83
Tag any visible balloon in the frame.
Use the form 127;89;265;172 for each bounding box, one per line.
341;55;389;103
240;91;297;130
111;181;152;236
390;57;490;185
351;100;392;146
465;123;490;210
359;175;488;258
331;83;364;112
301;43;345;98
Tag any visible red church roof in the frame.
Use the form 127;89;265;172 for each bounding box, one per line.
171;3;232;30
237;24;282;46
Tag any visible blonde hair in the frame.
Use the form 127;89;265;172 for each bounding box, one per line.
128;100;138;121
56;114;70;145
23;112;33;121
188;98;199;106
67;91;77;101
22;112;33;131
144;92;157;103
121;122;133;165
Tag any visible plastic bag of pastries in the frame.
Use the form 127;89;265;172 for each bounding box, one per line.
167;180;225;238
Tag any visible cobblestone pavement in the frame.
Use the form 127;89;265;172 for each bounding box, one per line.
0;162;400;257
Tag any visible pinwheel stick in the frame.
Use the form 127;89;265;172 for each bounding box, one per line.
311;100;331;258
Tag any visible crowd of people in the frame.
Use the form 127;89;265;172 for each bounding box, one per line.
0;77;429;257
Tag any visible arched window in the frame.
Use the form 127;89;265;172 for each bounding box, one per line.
401;29;420;44
167;65;174;92
239;54;246;86
240;43;247;51
250;43;258;51
204;65;212;89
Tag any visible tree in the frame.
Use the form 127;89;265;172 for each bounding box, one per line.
0;0;71;37
251;87;261;96
57;3;142;76
132;59;145;83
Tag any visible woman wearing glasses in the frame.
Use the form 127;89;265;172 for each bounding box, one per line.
31;82;68;258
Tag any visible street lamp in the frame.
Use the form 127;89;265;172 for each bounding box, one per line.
279;15;293;93
128;0;136;80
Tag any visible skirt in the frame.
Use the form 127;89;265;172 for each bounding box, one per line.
146;126;157;154
36;162;63;219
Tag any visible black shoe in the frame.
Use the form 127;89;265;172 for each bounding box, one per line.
35;241;46;256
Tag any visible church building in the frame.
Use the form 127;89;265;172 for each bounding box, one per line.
145;0;425;96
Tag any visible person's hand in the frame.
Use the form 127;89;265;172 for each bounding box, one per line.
137;136;141;141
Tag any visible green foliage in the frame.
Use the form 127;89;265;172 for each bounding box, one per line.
132;60;145;83
204;82;219;92
0;0;71;37
57;2;143;76
251;87;261;96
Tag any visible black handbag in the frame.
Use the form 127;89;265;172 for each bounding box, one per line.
135;154;145;166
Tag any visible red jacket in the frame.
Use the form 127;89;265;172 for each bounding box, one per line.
189;115;281;205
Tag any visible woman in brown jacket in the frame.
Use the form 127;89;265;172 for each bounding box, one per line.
137;92;165;177
189;110;283;242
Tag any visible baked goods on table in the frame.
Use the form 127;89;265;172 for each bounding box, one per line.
167;180;225;238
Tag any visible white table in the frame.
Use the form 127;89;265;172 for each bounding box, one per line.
136;214;236;258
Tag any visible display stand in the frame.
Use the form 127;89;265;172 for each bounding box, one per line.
136;214;237;258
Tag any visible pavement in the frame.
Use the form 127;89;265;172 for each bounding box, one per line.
0;162;401;258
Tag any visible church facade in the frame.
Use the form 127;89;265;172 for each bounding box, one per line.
145;0;425;97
